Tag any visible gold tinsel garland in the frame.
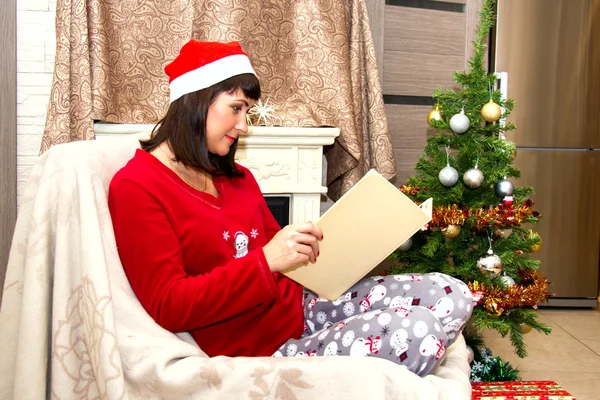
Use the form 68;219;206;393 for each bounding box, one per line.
431;204;469;226
400;185;421;196
469;201;539;230
468;270;552;316
399;185;540;230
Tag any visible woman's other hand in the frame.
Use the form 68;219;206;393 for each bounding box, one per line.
263;222;323;272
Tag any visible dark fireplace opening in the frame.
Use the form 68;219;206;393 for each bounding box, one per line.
264;196;290;228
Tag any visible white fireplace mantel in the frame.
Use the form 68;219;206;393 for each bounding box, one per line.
94;123;340;224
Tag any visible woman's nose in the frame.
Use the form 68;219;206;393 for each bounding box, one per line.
236;114;248;133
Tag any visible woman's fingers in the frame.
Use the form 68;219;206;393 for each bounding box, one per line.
295;221;323;241
291;243;314;264
295;233;319;261
291;222;322;262
264;223;323;272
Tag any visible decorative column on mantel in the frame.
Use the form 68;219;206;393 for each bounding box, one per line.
94;123;340;224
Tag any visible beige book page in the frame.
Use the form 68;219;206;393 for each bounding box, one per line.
283;169;432;300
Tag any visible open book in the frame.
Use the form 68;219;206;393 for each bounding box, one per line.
283;169;432;301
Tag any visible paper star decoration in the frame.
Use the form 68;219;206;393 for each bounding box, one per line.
247;98;278;126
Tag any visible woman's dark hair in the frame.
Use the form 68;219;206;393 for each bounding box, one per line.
141;73;260;177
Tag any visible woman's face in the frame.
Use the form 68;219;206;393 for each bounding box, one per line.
206;89;255;156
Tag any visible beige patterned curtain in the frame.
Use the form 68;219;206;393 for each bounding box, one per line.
42;0;396;199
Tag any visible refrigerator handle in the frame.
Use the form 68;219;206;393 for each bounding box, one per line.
494;71;508;127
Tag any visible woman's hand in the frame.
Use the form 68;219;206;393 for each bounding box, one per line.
262;222;323;273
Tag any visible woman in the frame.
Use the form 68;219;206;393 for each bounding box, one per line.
108;40;473;377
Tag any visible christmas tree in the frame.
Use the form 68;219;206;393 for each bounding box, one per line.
387;0;551;379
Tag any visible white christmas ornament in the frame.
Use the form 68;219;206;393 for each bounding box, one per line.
499;273;516;287
439;164;459;187
397;237;413;251
449;109;470;134
463;167;484;189
478;232;503;277
477;253;502;277
246;97;278;126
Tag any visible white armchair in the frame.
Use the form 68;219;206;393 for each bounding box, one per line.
0;135;472;399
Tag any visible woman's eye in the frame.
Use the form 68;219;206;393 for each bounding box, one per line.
232;106;241;113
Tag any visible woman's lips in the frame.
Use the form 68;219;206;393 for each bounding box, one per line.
225;135;235;143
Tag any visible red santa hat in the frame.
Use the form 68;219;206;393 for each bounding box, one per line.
165;40;256;103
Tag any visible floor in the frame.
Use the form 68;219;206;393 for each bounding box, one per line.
483;306;600;400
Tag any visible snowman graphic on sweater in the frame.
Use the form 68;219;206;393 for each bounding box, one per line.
233;231;250;258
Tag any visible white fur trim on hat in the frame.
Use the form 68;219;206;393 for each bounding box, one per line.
169;54;255;103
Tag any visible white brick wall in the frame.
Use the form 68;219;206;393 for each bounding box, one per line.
16;0;56;207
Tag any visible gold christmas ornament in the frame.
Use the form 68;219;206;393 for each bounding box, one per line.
442;224;461;239
527;230;542;252
519;323;533;334
427;105;442;124
481;99;502;122
529;241;542;252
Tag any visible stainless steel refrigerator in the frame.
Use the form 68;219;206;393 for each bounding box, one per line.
494;0;600;307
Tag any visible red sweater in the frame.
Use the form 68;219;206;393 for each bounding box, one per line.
108;149;304;357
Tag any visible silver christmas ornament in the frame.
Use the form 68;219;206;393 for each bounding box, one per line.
439;164;459;187
463;167;484;189
449;110;470;134
494;178;514;198
477;252;503;277
397;237;413;251
499;273;516;287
